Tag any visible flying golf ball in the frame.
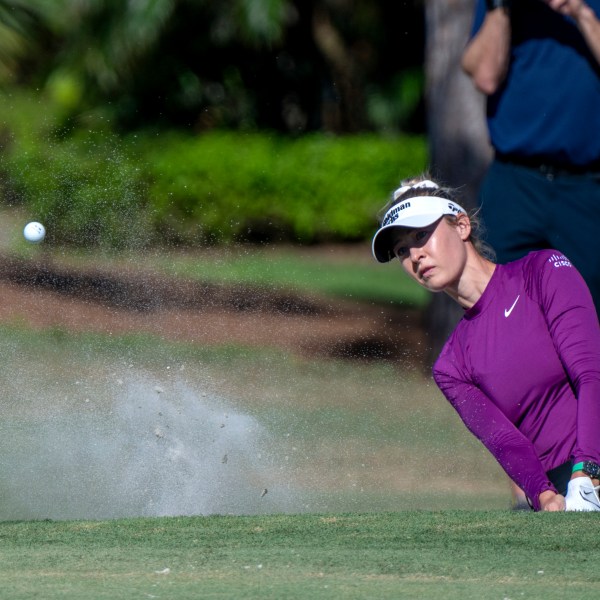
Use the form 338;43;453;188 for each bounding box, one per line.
23;221;46;244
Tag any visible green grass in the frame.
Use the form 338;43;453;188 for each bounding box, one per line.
0;511;598;599
11;241;428;308
152;246;428;306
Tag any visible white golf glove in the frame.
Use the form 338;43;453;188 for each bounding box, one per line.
564;477;600;511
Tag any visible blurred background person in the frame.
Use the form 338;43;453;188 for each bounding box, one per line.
462;0;600;310
462;0;600;507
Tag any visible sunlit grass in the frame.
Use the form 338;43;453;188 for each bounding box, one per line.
0;512;597;599
8;239;428;308
149;246;428;307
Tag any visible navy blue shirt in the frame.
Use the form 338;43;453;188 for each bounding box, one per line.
472;0;600;166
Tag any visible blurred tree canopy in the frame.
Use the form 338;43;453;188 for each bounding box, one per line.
0;0;425;135
0;0;486;360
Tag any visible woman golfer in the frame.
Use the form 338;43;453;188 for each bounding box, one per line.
372;176;600;512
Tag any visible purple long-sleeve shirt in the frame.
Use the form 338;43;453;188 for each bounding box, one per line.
433;250;600;511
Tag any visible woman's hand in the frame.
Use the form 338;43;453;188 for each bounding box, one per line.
538;490;566;511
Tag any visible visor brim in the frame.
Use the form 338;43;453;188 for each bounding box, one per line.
371;214;445;263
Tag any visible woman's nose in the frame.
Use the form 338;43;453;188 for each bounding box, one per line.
409;245;423;262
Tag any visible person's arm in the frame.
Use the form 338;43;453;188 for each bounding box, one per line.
461;6;512;95
544;0;600;64
433;366;559;511
534;254;600;468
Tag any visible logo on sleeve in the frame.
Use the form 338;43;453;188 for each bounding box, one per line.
548;253;572;268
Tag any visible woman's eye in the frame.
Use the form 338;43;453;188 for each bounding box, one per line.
394;246;407;258
415;230;428;242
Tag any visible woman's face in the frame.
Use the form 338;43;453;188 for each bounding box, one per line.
392;216;469;292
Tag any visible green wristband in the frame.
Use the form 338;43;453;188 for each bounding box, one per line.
572;461;585;473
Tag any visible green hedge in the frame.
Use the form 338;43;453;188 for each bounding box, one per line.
0;92;428;248
140;130;428;245
2;131;152;249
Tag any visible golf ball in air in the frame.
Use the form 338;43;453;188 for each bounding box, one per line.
23;221;46;244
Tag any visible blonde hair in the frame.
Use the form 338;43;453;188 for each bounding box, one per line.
379;174;496;261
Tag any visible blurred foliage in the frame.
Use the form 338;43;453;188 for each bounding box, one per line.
0;91;427;249
0;2;45;84
0;1;428;249
140;129;427;245
0;0;425;135
0;92;150;249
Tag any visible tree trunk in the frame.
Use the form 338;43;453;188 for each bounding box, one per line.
312;3;368;132
423;0;493;364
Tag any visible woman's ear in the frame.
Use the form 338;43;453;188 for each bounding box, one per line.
456;213;472;241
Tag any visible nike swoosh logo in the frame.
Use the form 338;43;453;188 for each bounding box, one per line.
504;295;520;318
579;490;600;506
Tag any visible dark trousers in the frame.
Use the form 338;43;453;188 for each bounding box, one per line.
547;462;572;496
480;158;600;315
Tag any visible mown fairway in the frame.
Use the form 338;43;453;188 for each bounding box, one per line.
0;511;598;599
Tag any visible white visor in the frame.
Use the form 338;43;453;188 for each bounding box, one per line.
372;195;466;263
